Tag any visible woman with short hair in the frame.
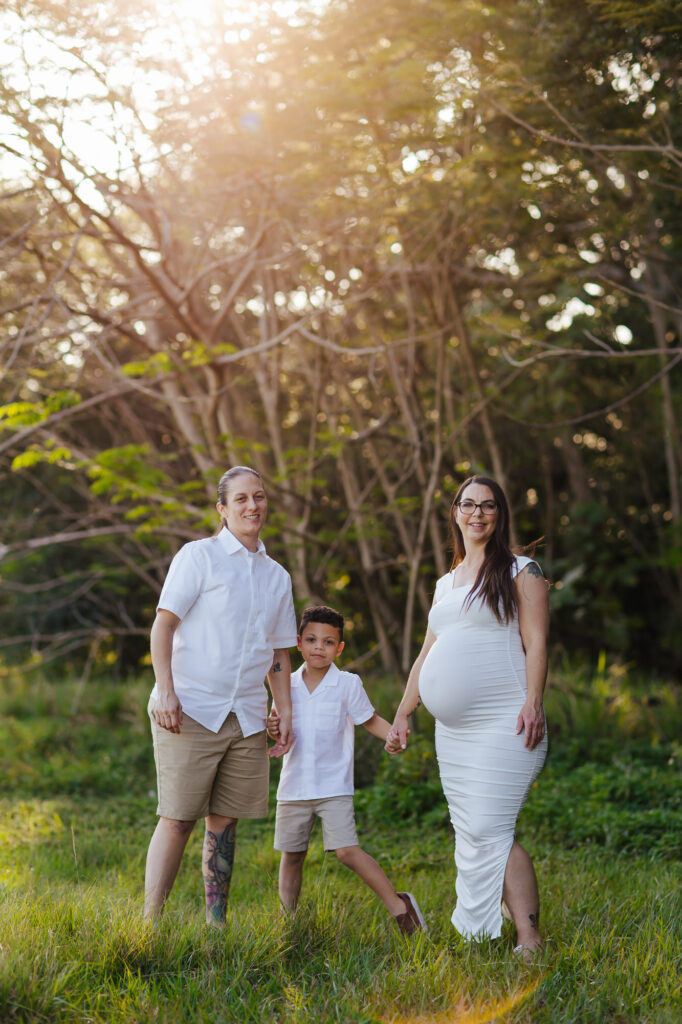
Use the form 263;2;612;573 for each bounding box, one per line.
144;466;297;923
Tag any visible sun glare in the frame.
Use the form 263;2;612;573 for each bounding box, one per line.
151;0;319;43
0;0;327;182
376;980;542;1024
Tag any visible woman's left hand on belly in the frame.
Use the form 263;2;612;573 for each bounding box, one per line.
515;698;545;750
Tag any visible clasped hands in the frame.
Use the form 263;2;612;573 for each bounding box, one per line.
384;730;405;754
384;711;410;754
265;708;293;758
267;709;407;756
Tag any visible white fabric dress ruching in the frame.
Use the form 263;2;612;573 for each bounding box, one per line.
419;555;547;940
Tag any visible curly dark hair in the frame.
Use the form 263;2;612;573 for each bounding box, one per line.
448;476;517;624
299;605;344;640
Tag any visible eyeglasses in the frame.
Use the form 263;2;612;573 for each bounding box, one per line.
455;500;498;516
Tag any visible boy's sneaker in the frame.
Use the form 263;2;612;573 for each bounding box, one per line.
395;892;427;935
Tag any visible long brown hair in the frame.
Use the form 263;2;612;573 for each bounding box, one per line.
449;476;517;623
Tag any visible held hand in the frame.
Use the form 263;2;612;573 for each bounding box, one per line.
154;692;183;733
266;708;281;741
516;699;545;750
268;712;293;758
390;712;411;751
384;731;406;755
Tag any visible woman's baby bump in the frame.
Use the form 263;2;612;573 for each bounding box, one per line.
418;629;524;728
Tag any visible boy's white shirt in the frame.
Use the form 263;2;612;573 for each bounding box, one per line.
276;662;374;801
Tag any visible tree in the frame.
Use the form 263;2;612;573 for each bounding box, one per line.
1;0;680;673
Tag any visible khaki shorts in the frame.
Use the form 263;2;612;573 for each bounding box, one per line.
274;795;358;852
149;700;269;820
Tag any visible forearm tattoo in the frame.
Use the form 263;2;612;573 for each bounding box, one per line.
202;822;237;924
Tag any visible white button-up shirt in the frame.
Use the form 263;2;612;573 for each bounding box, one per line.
151;527;297;735
276;663;375;801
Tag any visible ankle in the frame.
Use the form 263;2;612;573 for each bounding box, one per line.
388;894;407;917
515;929;543;950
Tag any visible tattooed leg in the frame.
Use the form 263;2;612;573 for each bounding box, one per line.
202;819;237;924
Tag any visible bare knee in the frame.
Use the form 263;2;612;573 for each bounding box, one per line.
335;845;360;867
282;850;307;868
205;814;237;833
160;817;196;837
505;840;534;875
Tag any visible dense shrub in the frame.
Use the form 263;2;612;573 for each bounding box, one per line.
355;734;449;829
355;668;682;860
521;752;681;858
2;667;680;859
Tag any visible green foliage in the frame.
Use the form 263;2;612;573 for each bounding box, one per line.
1;846;679;1023
1;0;681;677
0;674;153;799
121;353;174;377
0;716;153;799
522;753;681;859
549;502;646;653
44;390;81;414
355;661;682;861
1;668;681;1022
356;732;449;829
0;400;43;428
0;392;81;430
87;445;170;500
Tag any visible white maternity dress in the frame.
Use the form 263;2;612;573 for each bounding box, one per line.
419;556;547;940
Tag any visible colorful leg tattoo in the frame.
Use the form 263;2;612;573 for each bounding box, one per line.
202;822;236;924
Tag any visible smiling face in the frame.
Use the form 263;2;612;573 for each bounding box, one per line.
297;621;344;672
216;472;268;551
454;481;499;548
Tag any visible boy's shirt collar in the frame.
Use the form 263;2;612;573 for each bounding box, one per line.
292;661;341;689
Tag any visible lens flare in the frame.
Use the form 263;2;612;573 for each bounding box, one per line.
375;979;542;1024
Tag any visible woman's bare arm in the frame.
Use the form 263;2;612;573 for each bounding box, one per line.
388;626;437;749
516;565;549;750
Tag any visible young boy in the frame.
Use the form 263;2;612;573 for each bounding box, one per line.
268;605;425;934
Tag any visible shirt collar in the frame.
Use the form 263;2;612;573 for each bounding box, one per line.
292;662;341;688
218;526;266;557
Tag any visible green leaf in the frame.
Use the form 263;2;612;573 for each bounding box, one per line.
11;450;43;471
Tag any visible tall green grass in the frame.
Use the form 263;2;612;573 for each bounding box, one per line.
0;663;680;1022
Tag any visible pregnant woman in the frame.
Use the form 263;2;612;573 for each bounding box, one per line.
388;476;548;957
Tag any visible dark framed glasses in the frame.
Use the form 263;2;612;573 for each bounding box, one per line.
455;500;498;516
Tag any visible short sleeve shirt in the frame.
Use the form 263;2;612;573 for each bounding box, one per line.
150;527;297;735
276;663;374;801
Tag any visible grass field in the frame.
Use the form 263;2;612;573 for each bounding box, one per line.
0;666;680;1023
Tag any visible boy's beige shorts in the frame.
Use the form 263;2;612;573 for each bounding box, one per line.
274;795;359;852
148;698;269;820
